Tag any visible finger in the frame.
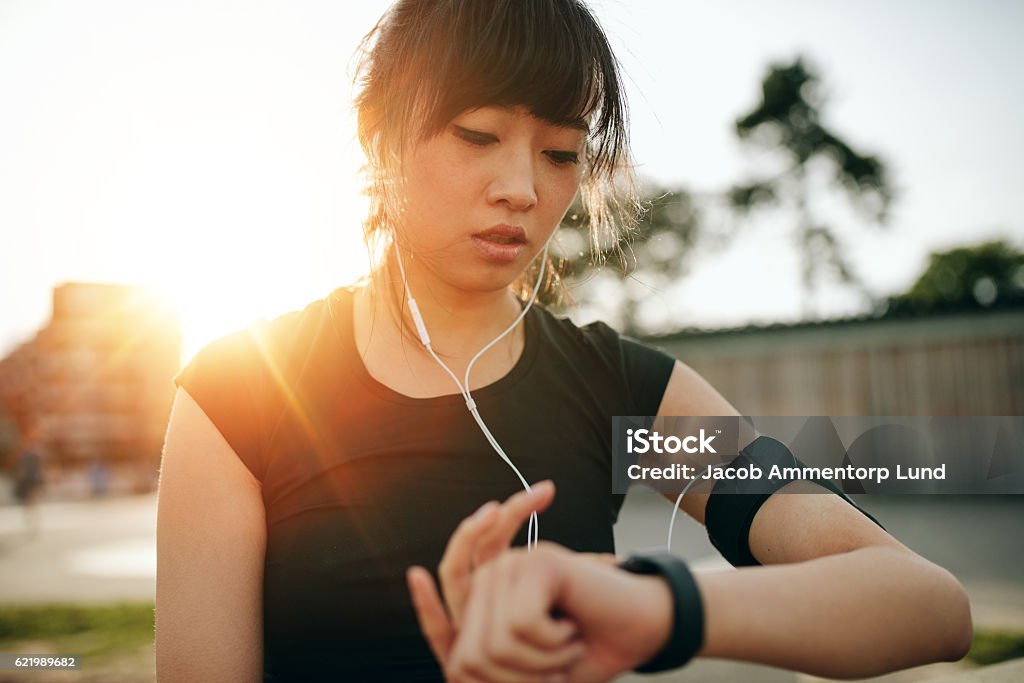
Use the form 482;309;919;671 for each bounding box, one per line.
439;500;501;626
505;551;581;652
475;481;556;563
495;617;585;675
449;560;498;681
459;554;585;681
512;616;579;651
407;566;455;667
452;558;542;683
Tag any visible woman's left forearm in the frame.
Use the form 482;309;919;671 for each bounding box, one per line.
695;546;973;679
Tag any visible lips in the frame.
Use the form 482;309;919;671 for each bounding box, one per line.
471;225;527;264
473;225;527;245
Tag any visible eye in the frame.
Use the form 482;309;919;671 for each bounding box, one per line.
545;150;580;166
452;125;497;146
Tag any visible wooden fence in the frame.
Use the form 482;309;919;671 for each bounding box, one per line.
647;309;1024;416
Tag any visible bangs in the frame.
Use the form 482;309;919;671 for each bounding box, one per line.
355;0;640;292
361;0;628;176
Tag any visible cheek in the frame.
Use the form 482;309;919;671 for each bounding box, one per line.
541;171;583;220
405;148;479;214
403;163;457;222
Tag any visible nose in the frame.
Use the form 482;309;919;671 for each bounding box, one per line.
486;147;538;212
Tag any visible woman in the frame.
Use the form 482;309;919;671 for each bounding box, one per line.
155;0;972;681
158;1;654;679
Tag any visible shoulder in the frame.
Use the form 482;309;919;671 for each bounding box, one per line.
530;305;677;414
169;289;345;481
171;290;343;442
529;306;634;386
530;304;624;358
175;290;339;391
532;305;675;370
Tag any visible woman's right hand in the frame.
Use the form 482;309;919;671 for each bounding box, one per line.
411;540;676;683
407;482;644;682
434;480;558;630
406;481;563;670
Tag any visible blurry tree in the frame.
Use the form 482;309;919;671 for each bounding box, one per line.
883;240;1024;315
547;184;700;333
727;56;894;316
549;56;896;333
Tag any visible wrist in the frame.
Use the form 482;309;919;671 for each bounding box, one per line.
620;552;705;674
631;575;675;664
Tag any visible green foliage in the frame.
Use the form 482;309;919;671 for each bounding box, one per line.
728;181;777;215
0;603;154;661
550;185;700;331
557;55;896;332
732;56;892;222
554;186;699;278
884;240;1024;315
966;629;1024;666
728;56;894;314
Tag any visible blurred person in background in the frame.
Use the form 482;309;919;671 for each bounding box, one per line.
14;425;45;536
88;455;111;498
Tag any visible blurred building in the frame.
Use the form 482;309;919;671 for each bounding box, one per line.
0;283;181;494
650;305;1024;415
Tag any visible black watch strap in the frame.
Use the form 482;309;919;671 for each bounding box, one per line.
619;552;704;674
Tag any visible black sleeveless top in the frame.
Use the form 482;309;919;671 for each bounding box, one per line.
173;285;676;681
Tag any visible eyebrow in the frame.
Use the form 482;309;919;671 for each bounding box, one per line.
488;104;591;135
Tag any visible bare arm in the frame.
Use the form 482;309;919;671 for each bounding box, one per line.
410;360;972;681
656;359;973;678
155;387;266;682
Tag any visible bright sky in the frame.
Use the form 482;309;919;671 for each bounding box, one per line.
2;0;1022;362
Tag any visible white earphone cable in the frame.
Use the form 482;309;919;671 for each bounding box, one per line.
393;239;550;550
666;436;795;552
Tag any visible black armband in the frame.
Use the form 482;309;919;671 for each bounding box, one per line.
619;552;704;674
705;436;886;567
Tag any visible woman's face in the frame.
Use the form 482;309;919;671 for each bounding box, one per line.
396;105;586;293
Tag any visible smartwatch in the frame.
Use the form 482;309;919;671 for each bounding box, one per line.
619;552;705;673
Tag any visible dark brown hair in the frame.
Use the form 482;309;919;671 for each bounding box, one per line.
354;0;637;301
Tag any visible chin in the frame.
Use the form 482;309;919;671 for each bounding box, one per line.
453;268;523;294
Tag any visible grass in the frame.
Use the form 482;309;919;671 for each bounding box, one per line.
966;629;1024;667
0;602;1023;672
0;602;154;663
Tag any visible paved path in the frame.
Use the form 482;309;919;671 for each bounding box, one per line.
614;493;1024;682
0;494;156;605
